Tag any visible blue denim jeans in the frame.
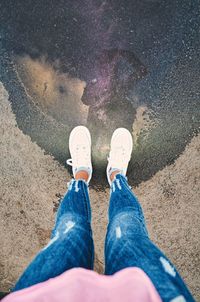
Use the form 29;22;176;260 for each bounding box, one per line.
13;174;195;302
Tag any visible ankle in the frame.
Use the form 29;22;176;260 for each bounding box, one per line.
75;170;89;182
110;170;121;182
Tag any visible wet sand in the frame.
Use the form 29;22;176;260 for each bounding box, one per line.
0;82;199;299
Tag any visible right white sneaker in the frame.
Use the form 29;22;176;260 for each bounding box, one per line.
107;128;133;186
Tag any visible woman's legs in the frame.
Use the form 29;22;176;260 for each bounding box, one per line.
13;178;94;291
13;125;94;292
104;173;194;302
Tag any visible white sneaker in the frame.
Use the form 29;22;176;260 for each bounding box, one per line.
107;128;133;186
66;126;92;184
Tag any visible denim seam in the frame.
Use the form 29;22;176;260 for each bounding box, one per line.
80;182;94;266
64;229;93;269
81;181;91;223
119;175;146;224
105;240;133;274
80;182;94;263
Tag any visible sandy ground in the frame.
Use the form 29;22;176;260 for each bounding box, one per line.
0;82;199;300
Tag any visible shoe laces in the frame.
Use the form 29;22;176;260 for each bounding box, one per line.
107;146;130;169
66;144;90;168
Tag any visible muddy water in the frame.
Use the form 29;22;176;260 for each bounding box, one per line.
15;55;88;126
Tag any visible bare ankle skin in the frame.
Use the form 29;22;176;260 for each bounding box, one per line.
75;170;89;182
110;170;121;182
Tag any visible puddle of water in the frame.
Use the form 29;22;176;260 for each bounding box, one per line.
14;55;88;126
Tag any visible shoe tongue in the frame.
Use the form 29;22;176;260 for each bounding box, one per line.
108;167;123;177
74;166;91;174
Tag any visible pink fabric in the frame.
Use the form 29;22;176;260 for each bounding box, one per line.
3;267;162;302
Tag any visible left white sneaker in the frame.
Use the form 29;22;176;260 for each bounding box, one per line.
66;126;92;184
